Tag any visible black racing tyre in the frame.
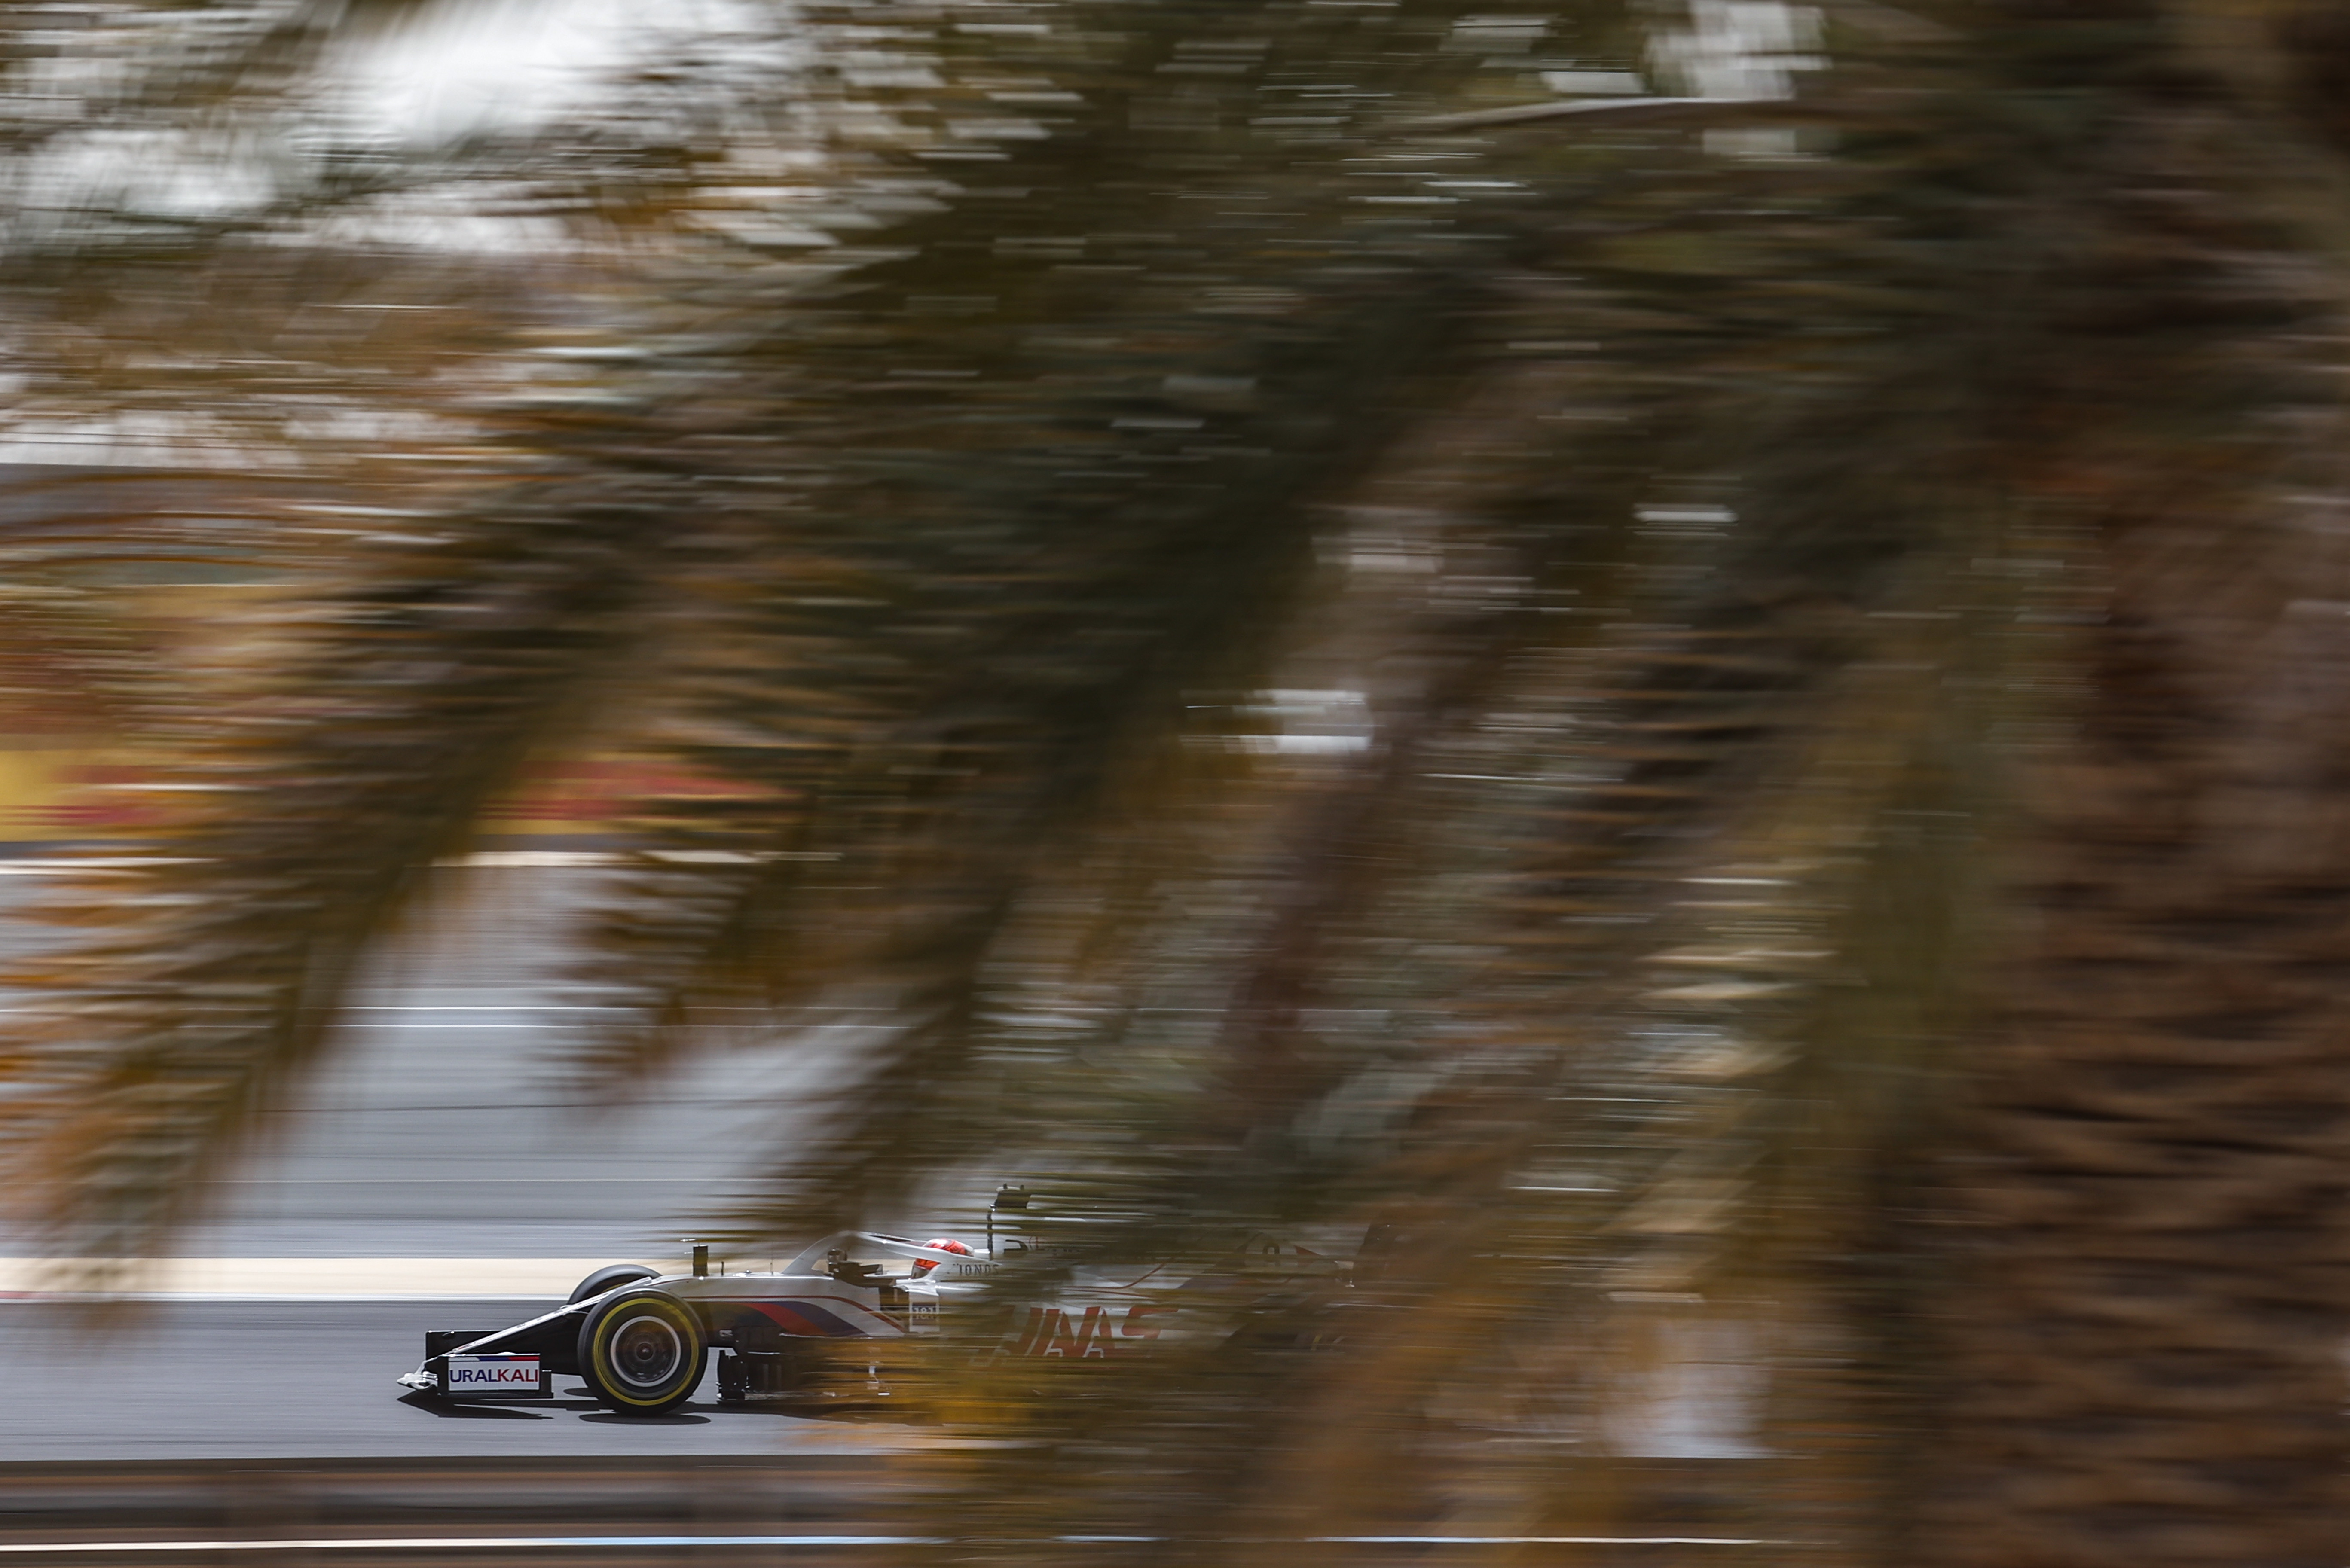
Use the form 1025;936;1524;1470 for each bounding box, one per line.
568;1263;661;1306
577;1290;707;1415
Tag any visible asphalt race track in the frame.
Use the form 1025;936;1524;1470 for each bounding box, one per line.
0;867;935;1463
0;1301;930;1462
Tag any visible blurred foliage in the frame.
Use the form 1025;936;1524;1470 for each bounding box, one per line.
5;1;2350;1564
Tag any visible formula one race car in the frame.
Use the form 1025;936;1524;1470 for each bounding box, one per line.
396;1232;990;1415
398;1226;1342;1415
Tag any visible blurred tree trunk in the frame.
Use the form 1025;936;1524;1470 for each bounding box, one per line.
1924;491;2350;1568
1918;10;2350;1564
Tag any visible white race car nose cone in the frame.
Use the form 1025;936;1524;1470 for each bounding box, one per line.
610;1314;685;1388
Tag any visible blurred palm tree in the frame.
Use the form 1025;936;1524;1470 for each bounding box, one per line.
3;2;2348;1565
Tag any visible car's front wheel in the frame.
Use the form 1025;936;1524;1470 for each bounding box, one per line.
577;1290;706;1415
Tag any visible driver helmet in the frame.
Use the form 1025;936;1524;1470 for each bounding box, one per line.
911;1237;972;1276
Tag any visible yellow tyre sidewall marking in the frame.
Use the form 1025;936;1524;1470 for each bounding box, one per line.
591;1295;700;1407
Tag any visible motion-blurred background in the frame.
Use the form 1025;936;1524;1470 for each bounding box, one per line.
0;1;2341;1564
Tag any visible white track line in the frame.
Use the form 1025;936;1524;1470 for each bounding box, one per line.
0;1536;1780;1553
0;1539;929;1554
0;1259;680;1299
1318;1538;1783;1546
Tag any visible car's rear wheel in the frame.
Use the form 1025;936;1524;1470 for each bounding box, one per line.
578;1290;706;1415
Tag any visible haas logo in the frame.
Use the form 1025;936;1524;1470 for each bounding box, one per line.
1008;1304;1171;1357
